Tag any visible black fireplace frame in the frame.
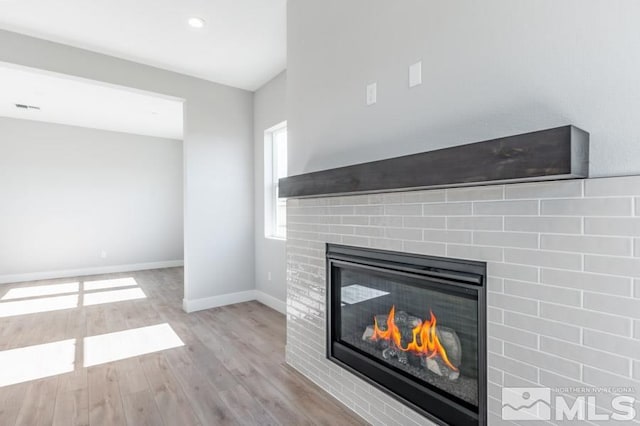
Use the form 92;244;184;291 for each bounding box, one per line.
326;244;487;426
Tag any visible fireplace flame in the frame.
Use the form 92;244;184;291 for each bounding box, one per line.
371;305;458;371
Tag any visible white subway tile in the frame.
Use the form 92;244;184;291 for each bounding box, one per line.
504;248;582;270
329;225;355;235
505;216;582;234
403;216;446;229
329;206;355;215
447;244;504;262
487;277;504;293
503;311;581;343
488;307;504;324
506;179;583;199
583;292;640;319
541;198;632;216
356;205;384;216
402;190;445;203
487;337;504;354
423;229;472;244
474;200;539;216
488;353;538;382
540;337;630;376
342;216;369;225
446;185;504;201
487;367;503;385
384;204;422;216
541;234;632;256
369;216;403;227
585;175;640;197
447;216;503;231
502;373;539;389
285;177;640;422
342;235;370;247
541;268;632;296
474;231;538;249
354;226;385;237
540;302;632;336
403;241;446;257
583;329;640;359
381;193;405;204
582;366;640;390
489;292;538;315
489;262;539;282
585;217;640;236
488;323;538;348
385;227;422;241
504;343;581;379
370;238;403;251
585;255;640;277
504;279;581;306
422;202;472;216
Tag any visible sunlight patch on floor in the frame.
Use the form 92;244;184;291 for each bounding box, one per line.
83;287;146;306
83;323;184;367
0;339;76;387
1;282;80;301
0;294;79;318
83;277;138;291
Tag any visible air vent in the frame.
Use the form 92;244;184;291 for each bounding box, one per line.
15;104;41;110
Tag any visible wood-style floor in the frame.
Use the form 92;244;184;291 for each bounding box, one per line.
0;267;366;426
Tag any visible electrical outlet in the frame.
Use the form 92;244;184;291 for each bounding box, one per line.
267;272;272;281
100;250;107;259
366;82;377;105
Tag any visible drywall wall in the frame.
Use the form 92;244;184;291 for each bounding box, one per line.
253;71;287;312
287;0;640;177
0;117;183;280
0;29;254;309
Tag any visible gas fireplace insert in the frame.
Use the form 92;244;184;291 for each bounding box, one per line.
326;244;487;426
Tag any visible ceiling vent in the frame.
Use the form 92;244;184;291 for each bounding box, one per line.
15;104;41;110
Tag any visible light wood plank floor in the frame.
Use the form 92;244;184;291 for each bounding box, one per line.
0;267;367;426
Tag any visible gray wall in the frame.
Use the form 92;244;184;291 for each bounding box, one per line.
253;71;287;306
0;30;254;309
0;117;183;279
287;0;640;177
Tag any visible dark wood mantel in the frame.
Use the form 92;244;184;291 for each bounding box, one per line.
279;125;589;199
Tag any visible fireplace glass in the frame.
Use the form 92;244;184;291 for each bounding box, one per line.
327;244;486;426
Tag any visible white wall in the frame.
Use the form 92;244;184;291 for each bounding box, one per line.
287;0;640;177
253;71;287;311
0;30;254;310
0;117;183;281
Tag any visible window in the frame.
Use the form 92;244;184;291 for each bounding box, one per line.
265;122;287;239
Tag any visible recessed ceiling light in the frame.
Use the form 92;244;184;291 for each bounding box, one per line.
188;17;205;29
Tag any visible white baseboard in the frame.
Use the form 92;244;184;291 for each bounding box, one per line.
0;260;184;285
183;290;257;313
183;289;287;314
255;290;286;314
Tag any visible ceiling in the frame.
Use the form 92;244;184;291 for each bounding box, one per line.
0;63;184;139
0;0;287;91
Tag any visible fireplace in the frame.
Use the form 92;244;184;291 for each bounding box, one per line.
326;244;487;426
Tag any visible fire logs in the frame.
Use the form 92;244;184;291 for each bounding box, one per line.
362;306;462;381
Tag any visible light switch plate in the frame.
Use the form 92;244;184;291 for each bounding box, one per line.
366;82;377;105
409;61;422;87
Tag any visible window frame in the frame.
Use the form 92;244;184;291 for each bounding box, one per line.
264;121;287;240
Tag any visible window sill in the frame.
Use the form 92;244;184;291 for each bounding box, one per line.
265;235;286;242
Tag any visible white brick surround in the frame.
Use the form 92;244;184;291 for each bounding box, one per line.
285;176;640;426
